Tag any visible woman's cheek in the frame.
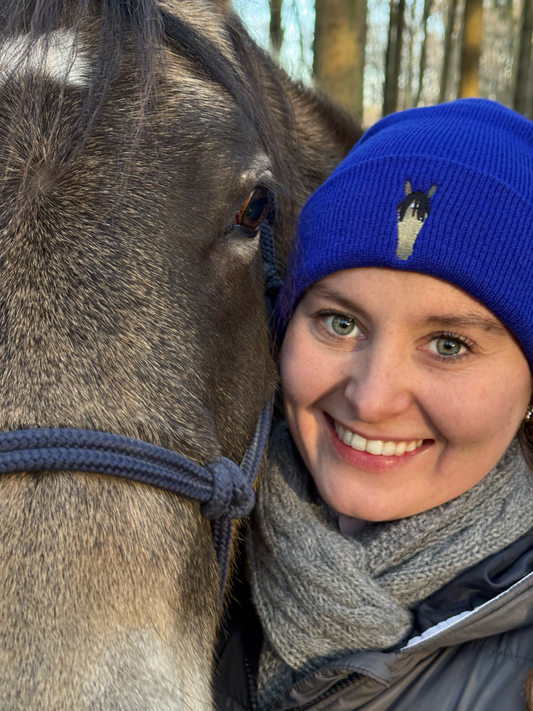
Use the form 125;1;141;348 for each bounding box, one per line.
429;373;527;457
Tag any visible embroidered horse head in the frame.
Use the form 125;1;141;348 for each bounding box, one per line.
396;181;437;260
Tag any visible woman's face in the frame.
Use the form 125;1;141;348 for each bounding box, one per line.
280;268;532;521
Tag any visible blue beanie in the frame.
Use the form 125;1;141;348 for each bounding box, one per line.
277;99;533;366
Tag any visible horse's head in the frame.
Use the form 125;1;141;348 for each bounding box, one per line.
396;181;437;260
0;1;360;708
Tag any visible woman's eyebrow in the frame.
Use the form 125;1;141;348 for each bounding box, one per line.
421;313;509;334
313;286;508;335
311;285;372;320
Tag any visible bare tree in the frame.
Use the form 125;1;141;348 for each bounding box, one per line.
514;0;533;114
269;0;284;58
404;0;417;109
458;0;483;97
440;0;459;102
415;0;433;105
314;0;368;123
383;0;407;115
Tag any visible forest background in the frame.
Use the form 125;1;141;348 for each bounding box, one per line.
233;0;531;127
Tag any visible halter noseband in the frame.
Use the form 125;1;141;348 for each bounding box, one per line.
0;395;273;604
0;219;281;607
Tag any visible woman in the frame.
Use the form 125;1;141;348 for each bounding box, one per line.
216;98;533;711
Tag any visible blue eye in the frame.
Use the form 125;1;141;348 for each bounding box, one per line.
325;314;359;337
429;337;466;357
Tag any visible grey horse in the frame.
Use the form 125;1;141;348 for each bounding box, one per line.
0;1;361;708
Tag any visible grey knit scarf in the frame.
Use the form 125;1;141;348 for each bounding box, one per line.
247;424;533;710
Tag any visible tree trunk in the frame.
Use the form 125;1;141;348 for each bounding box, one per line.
514;0;533;114
269;0;284;58
439;0;458;102
313;0;368;124
404;1;416;108
458;0;483;98
383;0;407;115
415;0;433;105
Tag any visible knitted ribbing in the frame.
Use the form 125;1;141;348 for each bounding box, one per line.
275;100;533;367
248;424;533;710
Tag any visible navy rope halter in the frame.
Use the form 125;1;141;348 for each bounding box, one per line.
0;218;282;609
260;217;284;329
0;399;273;603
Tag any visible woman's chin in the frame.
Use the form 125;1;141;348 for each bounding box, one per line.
311;438;438;521
318;486;412;522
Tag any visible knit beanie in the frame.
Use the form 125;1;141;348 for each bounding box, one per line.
276;99;533;366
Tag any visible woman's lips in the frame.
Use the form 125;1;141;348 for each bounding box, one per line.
325;415;433;472
334;420;424;456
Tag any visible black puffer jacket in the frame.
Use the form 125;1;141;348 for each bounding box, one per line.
216;532;533;711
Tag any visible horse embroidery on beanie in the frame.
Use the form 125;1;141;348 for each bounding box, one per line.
396;181;437;260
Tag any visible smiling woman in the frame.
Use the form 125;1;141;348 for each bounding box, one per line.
216;99;533;711
281;269;531;521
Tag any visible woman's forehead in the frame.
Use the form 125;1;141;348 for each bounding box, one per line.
309;268;508;334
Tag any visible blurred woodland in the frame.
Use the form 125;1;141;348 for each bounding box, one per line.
234;0;529;127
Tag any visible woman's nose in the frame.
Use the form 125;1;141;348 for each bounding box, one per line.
343;341;414;424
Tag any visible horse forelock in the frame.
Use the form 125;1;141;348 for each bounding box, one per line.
0;29;91;86
0;0;282;178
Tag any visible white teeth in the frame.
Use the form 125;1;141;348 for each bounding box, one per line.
394;441;407;456
366;440;384;455
342;429;353;446
382;441;397;456
334;421;425;457
352;433;366;451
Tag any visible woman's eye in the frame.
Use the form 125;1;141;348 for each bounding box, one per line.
232;187;271;235
324;314;359;338
428;336;467;357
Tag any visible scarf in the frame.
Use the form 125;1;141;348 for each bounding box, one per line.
247;424;533;710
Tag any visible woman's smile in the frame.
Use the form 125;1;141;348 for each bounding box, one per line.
332;417;425;456
280;268;532;521
327;413;432;473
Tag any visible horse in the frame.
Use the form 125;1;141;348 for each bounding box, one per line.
0;0;361;708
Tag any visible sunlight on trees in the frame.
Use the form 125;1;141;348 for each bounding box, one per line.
233;0;531;127
314;0;367;122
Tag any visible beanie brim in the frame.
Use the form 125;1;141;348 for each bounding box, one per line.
275;155;533;365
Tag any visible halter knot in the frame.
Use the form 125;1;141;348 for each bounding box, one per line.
201;456;256;520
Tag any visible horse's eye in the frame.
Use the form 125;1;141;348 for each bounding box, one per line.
233;187;271;235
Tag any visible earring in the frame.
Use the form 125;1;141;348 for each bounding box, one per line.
526;406;533;423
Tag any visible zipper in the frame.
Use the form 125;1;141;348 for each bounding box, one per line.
294;672;361;711
245;652;258;711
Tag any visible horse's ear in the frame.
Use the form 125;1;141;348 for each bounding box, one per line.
404;180;412;195
428;184;437;197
